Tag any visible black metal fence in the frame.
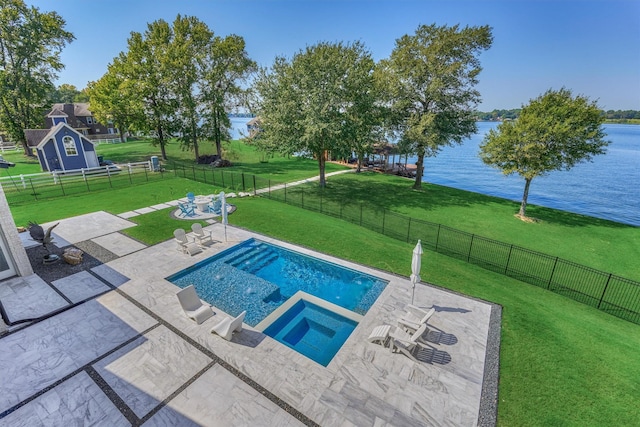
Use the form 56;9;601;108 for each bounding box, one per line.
171;163;640;325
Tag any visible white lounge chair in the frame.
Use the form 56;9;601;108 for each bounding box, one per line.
211;310;246;340
191;223;213;247
174;228;202;255
398;305;435;333
176;285;214;324
368;324;392;348
389;323;429;362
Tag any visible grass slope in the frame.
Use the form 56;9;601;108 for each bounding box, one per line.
285;172;640;280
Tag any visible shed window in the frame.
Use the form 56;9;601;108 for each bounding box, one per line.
62;136;78;156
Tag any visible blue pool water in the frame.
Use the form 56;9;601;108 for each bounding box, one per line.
263;299;358;366
167;238;388;327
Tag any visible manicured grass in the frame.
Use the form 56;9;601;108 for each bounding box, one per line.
121;207;208;246
8;177;224;227
280;172;640;280
228;197;640;427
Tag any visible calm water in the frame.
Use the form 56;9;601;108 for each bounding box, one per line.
229;117;639;226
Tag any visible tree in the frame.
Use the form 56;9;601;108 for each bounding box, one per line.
199;34;256;160
87;57;142;143
0;0;74;156
254;41;377;187
48;83;80;103
479;88;609;219
119;20;177;160
167;15;213;161
380;23;492;189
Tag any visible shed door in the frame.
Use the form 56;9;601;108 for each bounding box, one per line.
85;151;99;168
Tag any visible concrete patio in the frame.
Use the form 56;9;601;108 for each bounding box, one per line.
0;210;500;426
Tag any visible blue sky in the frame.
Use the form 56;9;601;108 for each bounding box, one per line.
28;0;640;110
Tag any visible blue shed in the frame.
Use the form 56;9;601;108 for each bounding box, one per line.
34;123;100;172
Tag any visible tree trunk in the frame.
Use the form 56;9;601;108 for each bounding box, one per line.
413;147;425;190
318;153;326;187
192;119;199;161
21;140;35;157
214;109;223;159
356;151;363;173
158;126;168;161
519;177;532;217
118;128;125;143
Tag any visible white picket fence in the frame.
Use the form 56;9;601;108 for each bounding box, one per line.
0;161;153;189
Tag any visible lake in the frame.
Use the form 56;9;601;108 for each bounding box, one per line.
229;117;639;226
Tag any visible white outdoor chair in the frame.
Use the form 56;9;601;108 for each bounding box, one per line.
174;228;202;255
176;285;214;324
389;323;429;362
191;223;214;247
398;305;435;333
211;310;246;340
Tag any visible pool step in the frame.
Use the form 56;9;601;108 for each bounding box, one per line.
244;253;279;275
226;244;277;273
224;243;272;268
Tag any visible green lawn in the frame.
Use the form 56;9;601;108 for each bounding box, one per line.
278;172;640;280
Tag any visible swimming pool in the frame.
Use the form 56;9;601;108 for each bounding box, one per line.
263;298;358;367
167;238;388;327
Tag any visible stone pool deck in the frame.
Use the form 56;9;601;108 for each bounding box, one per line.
0;210;500;426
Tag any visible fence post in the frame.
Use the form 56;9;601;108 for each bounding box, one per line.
435;224;441;251
597;274;613;309
406;218;411;243
467;234;475;262
253;175;257;196
58;175;66;195
29;178;38;201
504;245;514;274
83;169;90;191
127;164;133;184
21;174;26;189
547;257;559;290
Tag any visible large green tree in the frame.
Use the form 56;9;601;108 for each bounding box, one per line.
87;57;142;143
199;34;256;160
120;19;177;160
0;0;74;156
169;15;212;161
380;23;492;189
254;41;377;186
479;88;609;219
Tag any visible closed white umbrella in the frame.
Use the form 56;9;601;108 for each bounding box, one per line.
221;192;228;241
410;240;423;304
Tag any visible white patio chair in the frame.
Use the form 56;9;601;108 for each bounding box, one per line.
211;310;246;340
176;285;214;324
174;228;202;255
398;305;435;333
191;223;214;247
389;323;429;362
